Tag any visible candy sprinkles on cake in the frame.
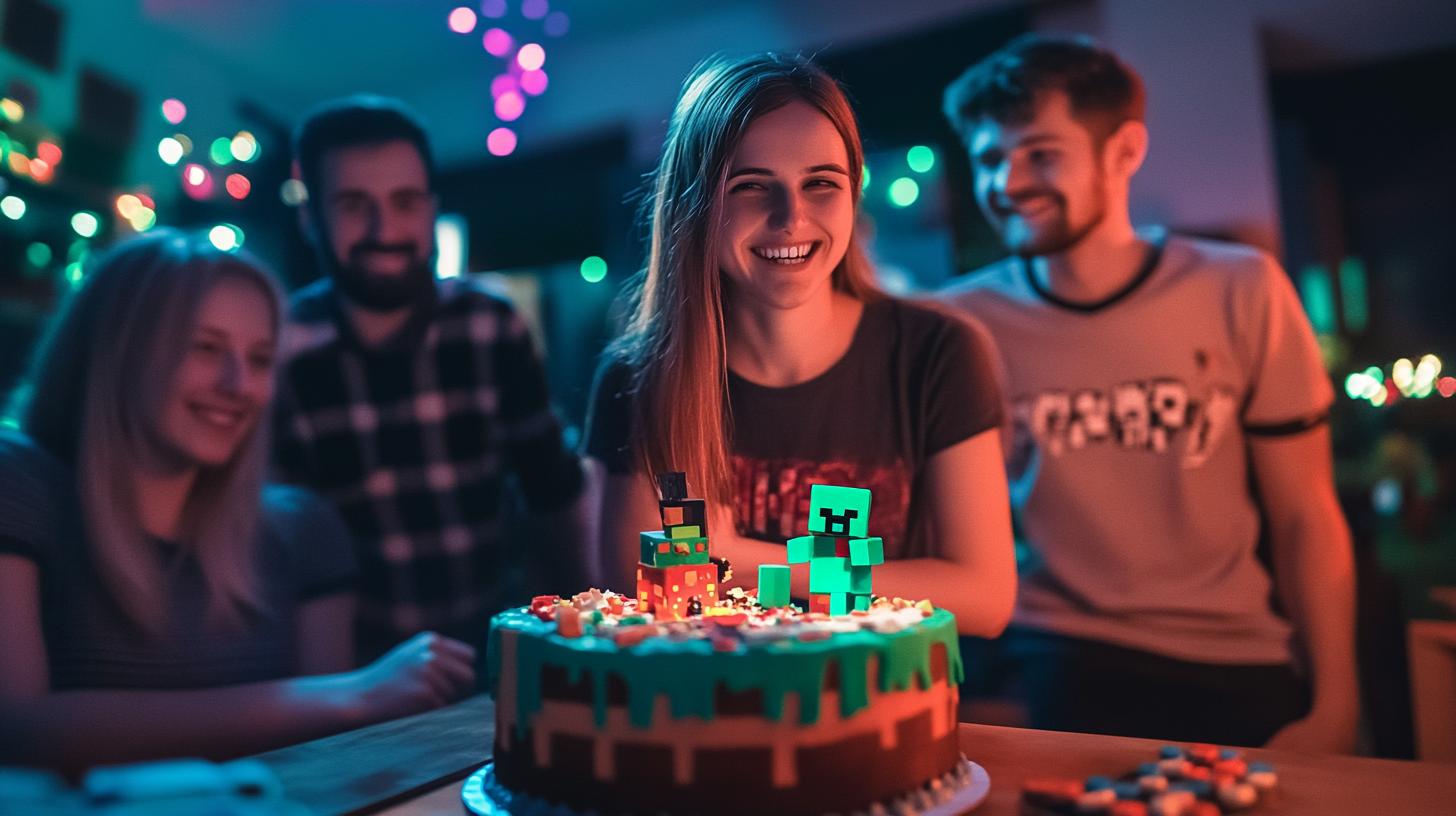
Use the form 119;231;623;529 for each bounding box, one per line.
1022;743;1280;815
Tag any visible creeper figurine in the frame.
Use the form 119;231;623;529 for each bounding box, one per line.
786;484;884;615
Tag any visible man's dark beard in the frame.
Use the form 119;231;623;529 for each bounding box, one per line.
322;241;437;312
996;174;1108;258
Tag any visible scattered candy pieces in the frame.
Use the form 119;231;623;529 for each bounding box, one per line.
1021;743;1279;815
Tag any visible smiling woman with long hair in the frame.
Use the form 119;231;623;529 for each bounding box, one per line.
583;53;1017;634
0;231;474;771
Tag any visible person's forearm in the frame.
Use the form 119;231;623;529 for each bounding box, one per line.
713;530;1012;637
0;672;367;772
1271;503;1359;717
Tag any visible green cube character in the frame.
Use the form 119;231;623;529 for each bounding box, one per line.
806;484;872;538
808;556;852;593
758;564;791;608
849;536;884;566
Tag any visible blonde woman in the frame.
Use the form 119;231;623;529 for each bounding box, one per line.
0;231;473;772
583;53;1017;635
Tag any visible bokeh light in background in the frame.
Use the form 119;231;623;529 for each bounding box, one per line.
36;142;61;165
516;43;546;71
861;164;871;191
161;98;187;125
579;255;607;283
487;127;517;157
0;97;24;121
208;224;244;252
209;137;234;166
280;178;308;206
158;137;184;165
182;163;214;199
447;7;477;34
495;91;525;122
888;177;919;207
70;211;99;238
480;0;507;19
1344;354;1448;406
435;214;467;279
906;145;936;173
483;28;514;57
521;0;549;21
225;173;251;200
26;242;51;268
28;158;53;184
1;195;26;220
520;70;548;96
230;131;259;162
491;74;519;99
544;11;570;37
115;194;141;218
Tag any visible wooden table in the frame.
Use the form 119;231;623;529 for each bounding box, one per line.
255;695;1456;815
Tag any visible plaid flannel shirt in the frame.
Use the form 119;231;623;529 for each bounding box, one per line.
273;276;583;654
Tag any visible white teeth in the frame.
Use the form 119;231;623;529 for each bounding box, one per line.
752;242;815;262
194;407;244;429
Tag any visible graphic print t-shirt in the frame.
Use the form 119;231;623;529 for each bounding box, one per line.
584;298;1002;560
941;229;1333;664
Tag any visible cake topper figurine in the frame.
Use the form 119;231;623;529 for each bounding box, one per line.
785;484;885;614
636;472;719;619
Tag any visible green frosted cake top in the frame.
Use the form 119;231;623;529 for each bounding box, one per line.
487;606;963;734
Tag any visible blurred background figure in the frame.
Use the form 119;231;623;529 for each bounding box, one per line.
0;231;474;773
275;96;590;669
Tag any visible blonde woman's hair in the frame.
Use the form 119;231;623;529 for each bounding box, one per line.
11;230;283;632
610;52;882;506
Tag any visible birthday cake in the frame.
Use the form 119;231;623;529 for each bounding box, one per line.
484;477;973;815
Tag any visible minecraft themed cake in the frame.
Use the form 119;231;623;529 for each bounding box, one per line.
482;477;977;816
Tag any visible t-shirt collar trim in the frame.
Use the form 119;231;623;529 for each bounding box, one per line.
1019;229;1168;314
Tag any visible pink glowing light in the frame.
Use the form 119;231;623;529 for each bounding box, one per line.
490;74;519;99
447;7;477;34
544;11;570;37
487;127;517;157
521;0;548;20
161;98;187;125
495;91;525;122
520;69;548;96
182;163;214;199
482;27;514;57
516;43;545;71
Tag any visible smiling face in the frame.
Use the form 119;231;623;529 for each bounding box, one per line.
315;139;438;311
716;101;856;310
967;90;1113;257
152;277;277;469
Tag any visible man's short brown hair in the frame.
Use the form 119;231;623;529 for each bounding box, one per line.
943;34;1145;145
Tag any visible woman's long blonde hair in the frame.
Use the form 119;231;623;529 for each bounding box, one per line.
11;230;282;632
610;52;883;506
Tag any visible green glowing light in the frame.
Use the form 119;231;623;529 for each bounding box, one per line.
580;255;608;283
888;177;919;207
906;145;936;174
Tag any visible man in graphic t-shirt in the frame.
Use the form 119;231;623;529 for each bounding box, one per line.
939;35;1358;750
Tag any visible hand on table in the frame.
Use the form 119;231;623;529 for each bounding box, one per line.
349;632;476;723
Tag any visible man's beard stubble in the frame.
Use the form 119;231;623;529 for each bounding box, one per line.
322;241;438;313
995;172;1108;258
